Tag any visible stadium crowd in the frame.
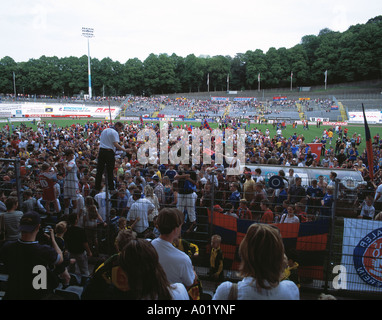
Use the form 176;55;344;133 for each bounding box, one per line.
1;112;382;300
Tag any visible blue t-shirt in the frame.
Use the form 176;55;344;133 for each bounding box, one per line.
321;193;333;216
291;146;299;157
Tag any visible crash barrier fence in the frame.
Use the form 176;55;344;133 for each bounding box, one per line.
1;163;382;299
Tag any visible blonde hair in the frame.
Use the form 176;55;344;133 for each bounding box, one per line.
115;228;136;252
55;221;67;235
144;185;154;198
118;217;127;229
239;223;285;290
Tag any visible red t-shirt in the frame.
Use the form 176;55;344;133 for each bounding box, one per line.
39;171;57;201
261;209;274;224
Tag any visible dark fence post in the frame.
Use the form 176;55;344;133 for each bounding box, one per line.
14;157;23;209
324;178;340;292
104;168;111;255
209;171;215;239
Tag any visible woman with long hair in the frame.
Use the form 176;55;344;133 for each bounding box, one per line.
118;238;189;300
212;223;299;300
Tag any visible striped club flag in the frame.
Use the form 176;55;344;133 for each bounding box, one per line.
362;103;374;179
203;119;212;131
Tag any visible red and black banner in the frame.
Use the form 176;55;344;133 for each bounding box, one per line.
208;211;329;280
362;103;374;180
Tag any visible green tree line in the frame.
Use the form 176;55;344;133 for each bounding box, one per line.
1;16;381;97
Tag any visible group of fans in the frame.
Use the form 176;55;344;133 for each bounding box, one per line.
0;111;382;300
1;114;381;224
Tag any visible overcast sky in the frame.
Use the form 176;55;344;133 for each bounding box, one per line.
1;0;380;63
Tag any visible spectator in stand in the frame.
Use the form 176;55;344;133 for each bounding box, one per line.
64;213;92;277
328;171;337;188
52;221;73;289
62;149;79;215
228;182;241;209
21;189;37;213
144;184;160;227
95;121;128;194
208;234;224;283
237;199;252;220
94;184;111;223
151;208;197;289
81;228;136;300
280;205;300;224
118;238;189;300
294;202;308;222
38;162;60;215
0;196;24;242
317;175;328;191
306;179;324;215
174;164;197;233
250;182;268;220
287;168;296;186
320;186;334;218
243;170;256;202
212;223;299;300
253;168;264;185
164;164;177;182
173;236;199;260
127;189;154;238
0;211;63;300
152;174;165;206
288;177;306;205
115;187;129;217
357;195;375;220
260;199;274;224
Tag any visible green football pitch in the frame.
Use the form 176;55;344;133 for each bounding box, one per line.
2;118;380;155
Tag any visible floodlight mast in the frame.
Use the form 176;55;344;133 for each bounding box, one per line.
82;27;94;100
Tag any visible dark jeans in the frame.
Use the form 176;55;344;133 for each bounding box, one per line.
95;148;115;191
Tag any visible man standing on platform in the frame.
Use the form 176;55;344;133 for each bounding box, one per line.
95;122;128;194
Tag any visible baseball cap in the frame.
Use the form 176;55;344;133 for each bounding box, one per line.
19;211;41;233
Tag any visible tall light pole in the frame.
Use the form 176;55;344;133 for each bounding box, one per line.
82;27;94;100
13;72;16;98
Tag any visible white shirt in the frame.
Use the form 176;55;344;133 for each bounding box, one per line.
281;214;300;223
255;175;264;184
213;277;299;300
169;283;190;300
99;127;120;152
127;198;154;233
375;184;382;202
151;237;195;287
65;159;78;186
18;140;28;149
94;191;111;221
360;201;375;219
